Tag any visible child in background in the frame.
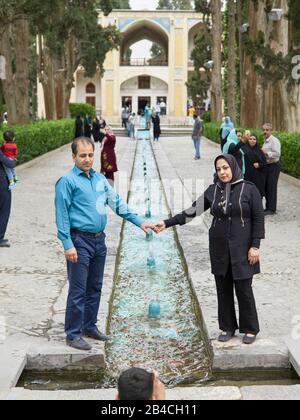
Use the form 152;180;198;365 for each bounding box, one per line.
1;131;18;190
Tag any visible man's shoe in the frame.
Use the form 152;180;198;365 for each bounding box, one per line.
264;210;275;216
218;331;235;343
243;334;256;345
66;338;92;351
0;240;10;248
83;329;111;342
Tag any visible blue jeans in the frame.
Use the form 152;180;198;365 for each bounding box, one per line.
193;137;201;159
4;163;16;182
65;232;107;341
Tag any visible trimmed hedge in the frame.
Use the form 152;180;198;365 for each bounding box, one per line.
0;119;74;165
69;103;96;119
204;122;300;179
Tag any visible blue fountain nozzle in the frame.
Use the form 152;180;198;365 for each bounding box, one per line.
145;210;152;218
146;230;154;241
148;301;161;319
147;256;156;268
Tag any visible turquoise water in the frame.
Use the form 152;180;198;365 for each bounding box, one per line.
106;139;211;386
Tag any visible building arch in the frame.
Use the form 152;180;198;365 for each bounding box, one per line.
120;19;169;64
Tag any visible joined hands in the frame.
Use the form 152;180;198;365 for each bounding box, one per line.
140;221;166;234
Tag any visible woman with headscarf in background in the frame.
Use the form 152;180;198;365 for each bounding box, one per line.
223;129;246;177
101;126;118;187
153;154;265;345
75;115;83;138
243;133;267;198
220;117;234;150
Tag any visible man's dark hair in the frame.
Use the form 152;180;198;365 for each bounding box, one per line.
72;137;95;156
3;131;15;142
118;368;154;400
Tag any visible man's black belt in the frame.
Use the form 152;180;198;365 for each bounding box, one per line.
71;229;103;238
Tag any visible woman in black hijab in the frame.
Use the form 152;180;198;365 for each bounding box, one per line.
75;115;83;138
243;134;267;198
153;154;265;345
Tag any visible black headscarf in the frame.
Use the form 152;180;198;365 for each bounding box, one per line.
214;154;244;215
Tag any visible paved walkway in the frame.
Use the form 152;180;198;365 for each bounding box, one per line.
0;136;300;399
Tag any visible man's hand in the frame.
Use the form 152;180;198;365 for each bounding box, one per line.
65;247;78;264
254;163;260;169
248;248;260;266
153;222;166;234
140;222;155;234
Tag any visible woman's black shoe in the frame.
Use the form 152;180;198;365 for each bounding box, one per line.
218;331;235;343
243;334;256;345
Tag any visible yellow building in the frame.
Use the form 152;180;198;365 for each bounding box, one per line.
38;9;205;125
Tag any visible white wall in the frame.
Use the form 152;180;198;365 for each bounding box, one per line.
75;71;102;112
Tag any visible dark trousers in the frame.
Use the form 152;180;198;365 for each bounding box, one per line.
0;186;12;241
215;264;260;335
65;233;107;341
265;162;280;213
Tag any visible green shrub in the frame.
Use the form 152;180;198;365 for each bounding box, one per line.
204;122;300;179
0;119;74;165
69;103;96;119
201;111;211;123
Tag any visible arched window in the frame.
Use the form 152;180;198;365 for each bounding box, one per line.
86;83;96;94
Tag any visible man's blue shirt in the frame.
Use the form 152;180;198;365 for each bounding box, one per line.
55;166;143;250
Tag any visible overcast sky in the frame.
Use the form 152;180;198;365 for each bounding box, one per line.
130;0;159;9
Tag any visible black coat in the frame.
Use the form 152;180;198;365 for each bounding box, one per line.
75;118;83;138
165;181;265;280
92;120;101;143
243;144;267;197
152;115;161;139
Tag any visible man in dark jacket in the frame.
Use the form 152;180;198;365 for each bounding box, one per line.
0;147;16;247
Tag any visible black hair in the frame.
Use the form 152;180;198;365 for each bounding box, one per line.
118;368;154;401
3;131;15;142
72;137;95;156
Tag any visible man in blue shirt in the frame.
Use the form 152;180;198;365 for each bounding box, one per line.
55;137;153;351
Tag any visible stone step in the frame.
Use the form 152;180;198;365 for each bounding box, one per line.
286;337;300;378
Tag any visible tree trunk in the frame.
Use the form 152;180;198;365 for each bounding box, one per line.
210;0;223;122
240;0;266;128
14;18;30;124
227;0;237;124
0;20;30;125
39;36;76;120
264;0;300;131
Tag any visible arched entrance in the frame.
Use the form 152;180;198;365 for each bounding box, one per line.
120;19;169;67
120;75;168;115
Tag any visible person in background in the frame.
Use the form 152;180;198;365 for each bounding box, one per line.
262;123;281;216
188;105;196;125
153;154;265;346
160;99;166;116
151;112;161;142
92;117;101;143
243;133;267;198
117;368;166;401
98;115;107;144
223;129;246;177
84;115;92;138
220;117;234;150
101;126;118;187
1;130;18;190
192;114;203;160
75;115;83;138
0;135;17;248
155;101;161;116
128;113;137;140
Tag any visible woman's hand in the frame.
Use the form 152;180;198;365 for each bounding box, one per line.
153;222;166;234
253;163;260;169
248;248;260;266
